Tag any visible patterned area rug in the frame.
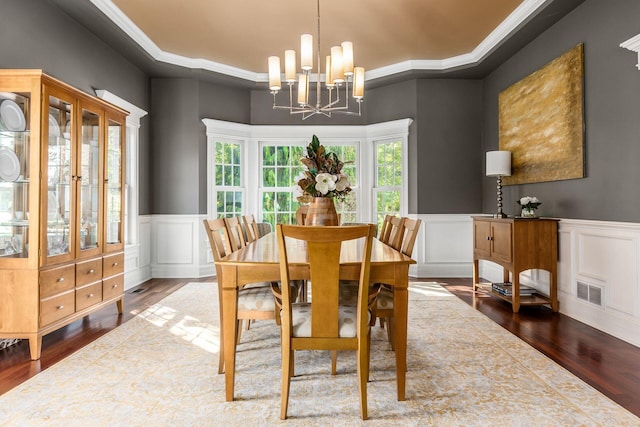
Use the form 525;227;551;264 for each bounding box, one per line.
0;282;637;426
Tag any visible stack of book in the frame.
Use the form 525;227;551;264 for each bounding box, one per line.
491;282;537;297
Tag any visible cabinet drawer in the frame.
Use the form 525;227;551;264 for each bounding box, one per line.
41;291;75;326
103;274;124;300
76;282;103;311
40;264;75;298
103;252;124;278
76;258;103;287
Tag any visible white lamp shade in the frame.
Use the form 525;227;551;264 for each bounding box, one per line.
297;73;308;105
268;56;281;91
325;55;334;87
331;45;344;83
353;67;364;99
284;50;296;82
342;41;354;76
301;34;313;70
486;151;512;177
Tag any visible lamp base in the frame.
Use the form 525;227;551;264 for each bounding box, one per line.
493;212;508;219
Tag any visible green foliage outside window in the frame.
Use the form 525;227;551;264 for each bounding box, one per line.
261;143;358;228
376;141;402;229
214;141;243;217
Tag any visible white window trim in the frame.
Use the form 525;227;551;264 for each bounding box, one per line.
95;89;148;246
203;118;413;223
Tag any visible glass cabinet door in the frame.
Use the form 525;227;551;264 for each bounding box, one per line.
0;91;30;260
105;116;124;250
78;105;102;256
46;94;73;260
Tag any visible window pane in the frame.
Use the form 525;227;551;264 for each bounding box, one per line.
223;165;232;186
212;140;243;217
263;168;275;186
263;146;275;166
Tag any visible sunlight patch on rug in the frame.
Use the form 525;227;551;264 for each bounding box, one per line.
0;281;637;426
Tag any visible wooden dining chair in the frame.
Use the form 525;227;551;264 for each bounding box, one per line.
374;217;422;349
295;205;309;225
203;219;278;374
276;224;375;420
224;216;247;249
242;214;260;243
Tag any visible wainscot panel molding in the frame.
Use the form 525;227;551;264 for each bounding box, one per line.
411;214;475;278
480;218;640;348
150;215;214;278
124;215;152;290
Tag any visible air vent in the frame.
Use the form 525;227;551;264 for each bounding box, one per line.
576;281;603;306
130;288;147;294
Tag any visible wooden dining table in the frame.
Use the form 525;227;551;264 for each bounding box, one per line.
216;231;416;402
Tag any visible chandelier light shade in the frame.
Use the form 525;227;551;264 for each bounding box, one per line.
267;0;365;120
486;150;512;218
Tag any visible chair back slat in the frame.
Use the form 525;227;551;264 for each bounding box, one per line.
242;214;260;243
400;218;422;257
381;216;406;250
224;216;246;250
203;219;233;261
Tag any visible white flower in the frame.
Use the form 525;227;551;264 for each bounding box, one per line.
519;196;532;205
315;173;337;195
335;174;350;192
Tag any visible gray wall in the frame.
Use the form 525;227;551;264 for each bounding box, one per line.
0;0;151;212
416;79;483;214
482;0;640;222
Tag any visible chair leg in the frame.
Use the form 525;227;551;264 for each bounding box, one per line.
245;319;251;330
357;334;369;420
387;316;395;351
236;320;243;345
366;330;371;382
331;350;338;375
281;347;293;419
218;329;225;374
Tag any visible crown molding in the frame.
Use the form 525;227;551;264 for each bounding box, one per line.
91;0;551;83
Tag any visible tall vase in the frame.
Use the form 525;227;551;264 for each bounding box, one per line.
305;197;339;226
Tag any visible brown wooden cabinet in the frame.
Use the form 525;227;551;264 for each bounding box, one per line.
472;216;558;313
0;70;127;359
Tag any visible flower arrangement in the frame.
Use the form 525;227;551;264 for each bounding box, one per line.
294;135;352;202
517;196;541;210
517;196;541;217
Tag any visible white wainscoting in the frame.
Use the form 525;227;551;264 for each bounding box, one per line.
138;213;640;348
149;214;214;279
409;214;475;278
124;215;152;290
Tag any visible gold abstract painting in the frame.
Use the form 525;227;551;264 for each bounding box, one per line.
499;44;584;185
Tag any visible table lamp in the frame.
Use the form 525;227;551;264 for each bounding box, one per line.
486;150;512;218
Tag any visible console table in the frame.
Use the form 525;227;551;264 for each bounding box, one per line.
472;216;559;313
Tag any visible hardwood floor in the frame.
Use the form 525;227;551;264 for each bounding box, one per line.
1;277;638;418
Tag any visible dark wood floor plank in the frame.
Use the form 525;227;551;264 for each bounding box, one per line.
0;277;638;418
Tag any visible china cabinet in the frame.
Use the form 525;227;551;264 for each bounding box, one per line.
472;216;558;313
0;70;127;359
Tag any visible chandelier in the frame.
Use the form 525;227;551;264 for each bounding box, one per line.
267;0;365;120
